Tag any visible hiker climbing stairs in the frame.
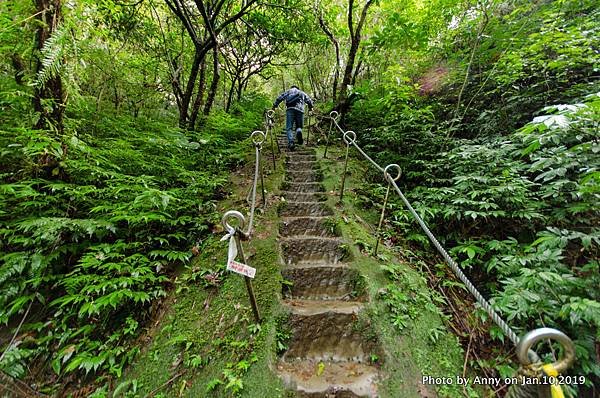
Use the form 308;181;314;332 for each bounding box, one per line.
275;138;380;397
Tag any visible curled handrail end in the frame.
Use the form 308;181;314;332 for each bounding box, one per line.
516;327;575;374
343;130;357;145
251;130;266;145
222;210;246;231
384;163;402;182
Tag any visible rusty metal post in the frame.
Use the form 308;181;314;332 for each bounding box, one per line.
267;110;276;169
339;131;356;202
374;183;390;256
306;111;311;146
260;155;266;207
234;232;261;323
324;111;338;159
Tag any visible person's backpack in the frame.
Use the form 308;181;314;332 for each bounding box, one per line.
286;91;303;108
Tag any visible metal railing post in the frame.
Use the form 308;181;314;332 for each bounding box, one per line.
234;232;261;323
374;185;390;256
306;111;311;146
266;110;276;169
375;164;402;256
324;111;338;159
339;131;356;201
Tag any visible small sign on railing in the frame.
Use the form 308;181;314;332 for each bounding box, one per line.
227;259;256;279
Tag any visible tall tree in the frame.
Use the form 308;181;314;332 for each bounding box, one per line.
33;0;65;134
163;0;259;128
338;0;376;108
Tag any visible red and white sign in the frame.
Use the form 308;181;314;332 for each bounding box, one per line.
227;260;256;279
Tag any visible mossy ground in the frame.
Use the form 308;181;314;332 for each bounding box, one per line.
115;133;479;398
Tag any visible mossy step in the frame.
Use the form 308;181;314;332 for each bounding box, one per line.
281;182;324;193
286;161;320;171
282;311;376;362
278;359;378;397
279;201;333;217
280;191;327;202
280;237;349;266
287;154;318;161
279;216;338;237
282;299;363;315
285;170;322;183
282;267;365;301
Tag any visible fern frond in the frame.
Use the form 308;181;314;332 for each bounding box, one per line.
33;25;70;88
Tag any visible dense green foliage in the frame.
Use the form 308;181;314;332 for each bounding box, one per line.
0;98;267;384
345;0;599;394
1;0;598;396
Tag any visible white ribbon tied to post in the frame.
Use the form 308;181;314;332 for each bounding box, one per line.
220;224;238;264
220;223;256;279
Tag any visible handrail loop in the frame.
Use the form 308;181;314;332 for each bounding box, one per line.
222;210;246;231
251;130;265;147
383;163;402;182
516;328;575;374
339;130;355;201
342;130;356;145
374;164;402;255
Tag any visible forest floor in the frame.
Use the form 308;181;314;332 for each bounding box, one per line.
116;132;479;398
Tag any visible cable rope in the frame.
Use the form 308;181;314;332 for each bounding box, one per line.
322;113;576;383
244;131;265;237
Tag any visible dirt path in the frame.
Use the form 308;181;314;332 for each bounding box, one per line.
275;140;379;397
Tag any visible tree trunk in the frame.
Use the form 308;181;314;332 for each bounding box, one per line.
317;12;340;101
189;58;207;130
203;46;220;116
225;76;236;112
33;0;65;134
178;50;203;129
338;0;374;105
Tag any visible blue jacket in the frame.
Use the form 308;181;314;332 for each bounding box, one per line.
273;87;314;113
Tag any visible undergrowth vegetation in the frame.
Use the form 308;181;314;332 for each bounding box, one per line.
2;0;599;396
0;95;268;391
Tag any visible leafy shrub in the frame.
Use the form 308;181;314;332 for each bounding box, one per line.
0;107;259;386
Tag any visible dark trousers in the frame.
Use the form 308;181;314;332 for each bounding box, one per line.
285;108;304;145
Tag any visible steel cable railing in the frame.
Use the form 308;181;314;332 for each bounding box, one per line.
220;130;266;323
323;111;575;397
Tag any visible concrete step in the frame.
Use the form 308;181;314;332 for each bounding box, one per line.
279;216;337;238
279;201;333;217
286;170;322;183
286;160;319;171
277;359;378;397
280;237;349;266
282;310;375;363
287;154;318;161
280;191;327;202
282;267;365;301
281;182;325;193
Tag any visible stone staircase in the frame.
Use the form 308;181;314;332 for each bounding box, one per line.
275;137;380;397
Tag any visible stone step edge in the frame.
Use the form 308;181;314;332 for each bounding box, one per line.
280;200;328;205
281;262;351;270
276;359;378;397
280;236;343;242
282;299;364;316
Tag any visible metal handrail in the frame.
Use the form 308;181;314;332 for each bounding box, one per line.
219;130;267;323
324;111;575;380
